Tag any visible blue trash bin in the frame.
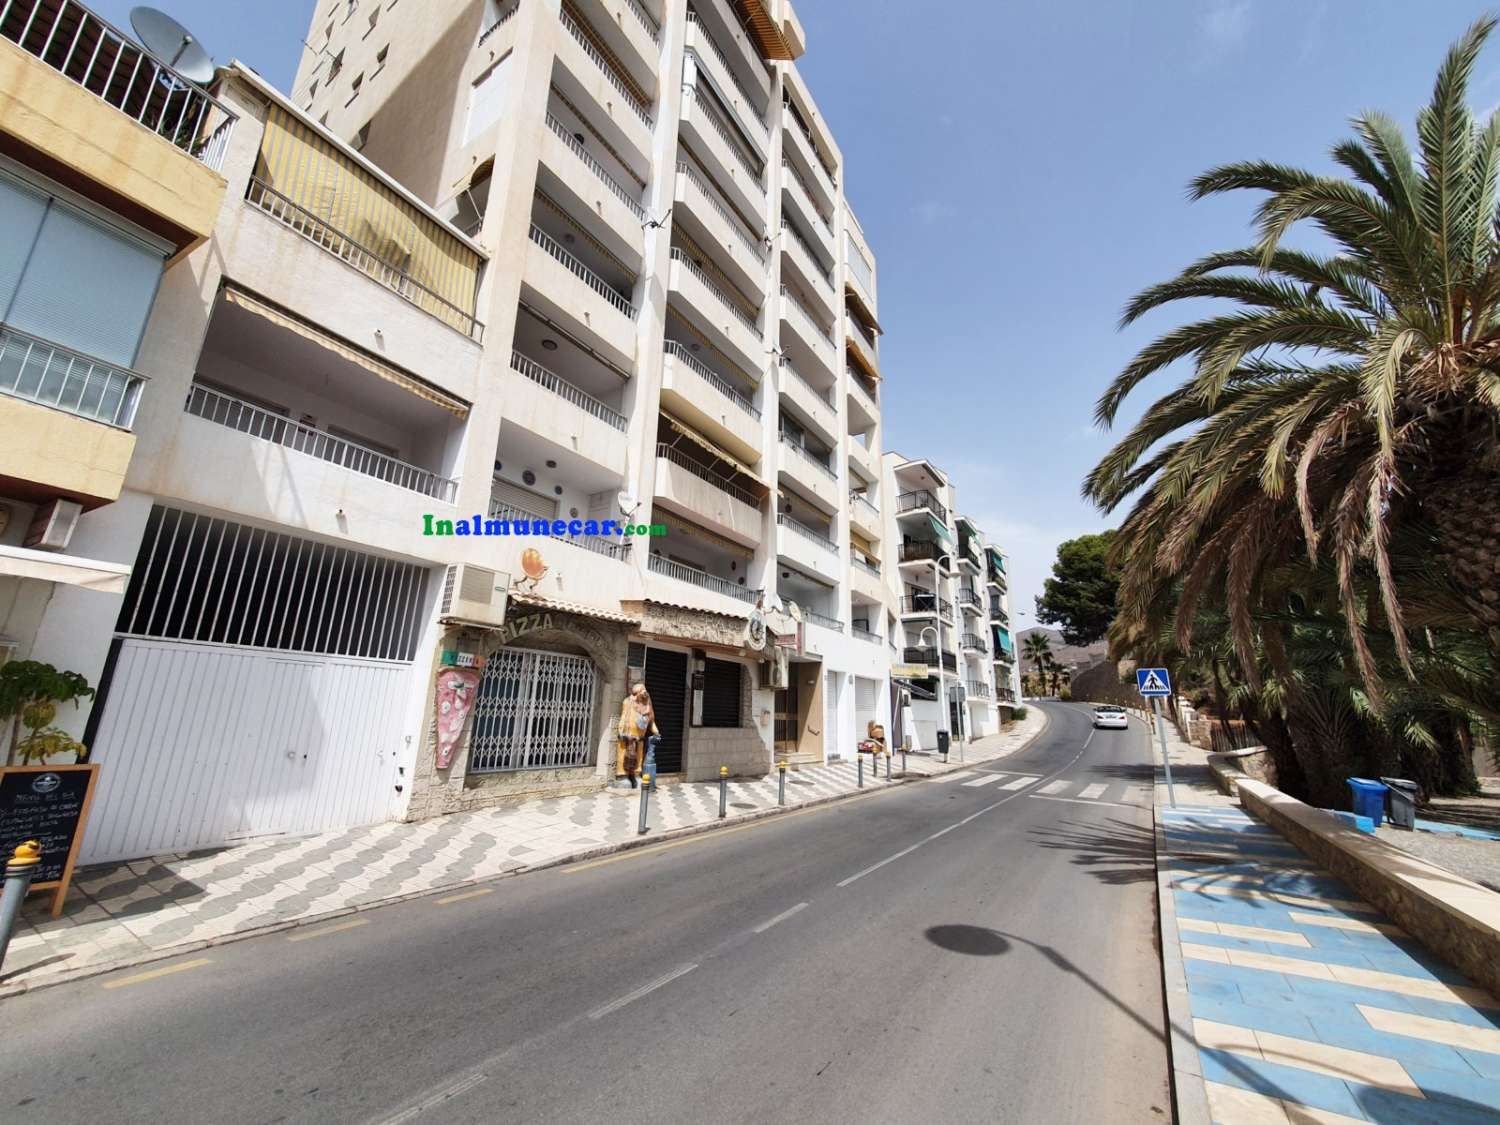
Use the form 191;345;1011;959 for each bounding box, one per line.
1347;778;1388;828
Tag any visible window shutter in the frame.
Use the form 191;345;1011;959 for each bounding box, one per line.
0;173;48;316
490;479;557;521
701;658;741;728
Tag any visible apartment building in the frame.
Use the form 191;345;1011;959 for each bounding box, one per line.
983;539;1021;714
0;0;903;863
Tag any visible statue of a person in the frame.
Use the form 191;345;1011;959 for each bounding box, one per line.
616;682;658;788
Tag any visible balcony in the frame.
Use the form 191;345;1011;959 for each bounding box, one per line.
654;442;762;547
779;285;837;377
957;588;984;616
648;553;759;606
778;438;840;512
898;540;954;568
524;221;637;369
847;434;879;485
669;245;762;375
540;109;646;266
990;602;1009;625
779;363;837;445
487;498;629;561
803;608;843;633
960;633;987;655
506;351;628;476
964;679;993;702
848;491;881;539
849;553;885;604
573;0;661;97
988;567;1008;592
780;160;835;254
902;647;957;674
897;489;949;524
846;313;880;378
900;593;953;622
851;624;879;644
776;511;837;573
673;160;767;301
679;86;766;225
185;383;457;501
660;341;761;462
846;365;878;429
0;323;145;430
780;219;834;314
685;10;768;143
554;3;654;164
782;105;836;214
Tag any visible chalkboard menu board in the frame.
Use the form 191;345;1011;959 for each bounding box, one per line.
0;764;99;916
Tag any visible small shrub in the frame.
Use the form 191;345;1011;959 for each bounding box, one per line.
1012;704;1029;720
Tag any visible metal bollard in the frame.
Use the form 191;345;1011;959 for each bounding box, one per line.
858;755;864;788
719;766;728;819
638;774;652;834
778;760;787;806
885;750;891;780
0;840;41;973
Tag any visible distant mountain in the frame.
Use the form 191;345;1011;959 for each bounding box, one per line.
1015;626;1108;672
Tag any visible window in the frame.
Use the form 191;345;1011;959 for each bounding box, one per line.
470;648;598;772
464;56;509;144
352;120;371;151
700;659;741;728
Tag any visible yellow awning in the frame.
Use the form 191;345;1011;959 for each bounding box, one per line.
844;285;882;335
663;415;766;490
735;0;796;60
223;288;470;417
846;338;880;381
658;513;755;560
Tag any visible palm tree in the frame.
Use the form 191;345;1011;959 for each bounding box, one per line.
1085;16;1500;695
1022;633;1053;692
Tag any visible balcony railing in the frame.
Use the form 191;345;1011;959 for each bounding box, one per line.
780;160;833;238
657;442;759;506
648;552;759;604
990;602;1008;623
988;568;1009;590
964;679;993;701
247;179;485;339
0;323;146;428
626;0;660;43
851;492;881;522
847;365;878;410
686;84;763;184
777;511;837;553
781;285;833;344
185;383;458;501
547;112;646;221
898;540;951;566
960;633;987;653
559;6;653;126
664;341;759;418
478;0;520;43
851;625;879;643
803;609;843;632
487;500;629;559
897;489;948;523
780;437;837;481
783;361;833;407
670;247;759;334
0;0;238;170
900;594;953;618
781;219;831;287
686;9;763;123
530;222;637;317
996;686;1018;704
903;646;938;668
782;100;837;185
851;554;880;577
849;314;879;358
512;351;627;431
676;161;765;262
957;589;983;611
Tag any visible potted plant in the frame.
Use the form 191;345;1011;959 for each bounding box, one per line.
0;660;95;765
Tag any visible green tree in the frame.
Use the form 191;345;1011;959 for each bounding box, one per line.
1022;632;1053;692
1035;531;1120;646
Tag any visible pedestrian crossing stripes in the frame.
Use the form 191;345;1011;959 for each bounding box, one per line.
946;771;1146;806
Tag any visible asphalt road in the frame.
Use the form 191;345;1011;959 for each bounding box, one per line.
0;702;1170;1125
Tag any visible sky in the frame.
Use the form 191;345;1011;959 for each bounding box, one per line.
89;0;1498;630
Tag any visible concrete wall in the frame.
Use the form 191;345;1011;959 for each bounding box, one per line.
0;395;136;508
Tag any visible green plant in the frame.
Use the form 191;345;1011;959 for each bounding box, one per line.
1012;704;1029;720
0;661;94;765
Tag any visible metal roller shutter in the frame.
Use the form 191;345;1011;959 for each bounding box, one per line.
644;648;687;774
700;658;741;728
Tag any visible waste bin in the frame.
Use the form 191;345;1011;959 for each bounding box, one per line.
1346;778;1387;829
1380;777;1418;830
936;730;951;758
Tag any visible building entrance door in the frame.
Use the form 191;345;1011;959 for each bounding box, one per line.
774;672;800;760
643;647;687;774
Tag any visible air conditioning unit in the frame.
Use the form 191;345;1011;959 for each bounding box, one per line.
24;499;82;552
438;564;509;628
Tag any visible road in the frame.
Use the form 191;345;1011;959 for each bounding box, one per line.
0;702;1170;1125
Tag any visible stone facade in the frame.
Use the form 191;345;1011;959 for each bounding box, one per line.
404;608;632;821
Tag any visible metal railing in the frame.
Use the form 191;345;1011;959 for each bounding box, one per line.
685;85;763;182
671;247;759;334
0;0;238;170
900;594;953;618
626;0;660;43
780;436;837;480
656;442;759;507
185;383;458;501
965;679;993;701
511;351;627;430
958;589;983;611
530;223;637;317
559;6;653;126
0;323;146;428
990;602;1008;623
851;625;879;643
851;492;881;522
996;686;1018;704
478;0;520;43
903;646;938;668
676;161;766;261
851;554;881;577
961;633;987;653
247;179;484;339
897;489;948;523
777;511;837;552
782;101;837;186
781;219;832;288
781;284;834;344
783;361;833;407
664;341;759;418
487;500;630;559
850;314;879;358
547;112;646;220
648;552;759;604
803;608;843;632
780;160;833;238
847;365;879;407
899;540;950;566
686;9;764;124
988;567;1008;590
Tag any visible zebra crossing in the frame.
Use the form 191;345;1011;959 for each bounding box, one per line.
951;768;1148;807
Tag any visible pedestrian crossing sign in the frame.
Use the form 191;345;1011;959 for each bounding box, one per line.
1136;667;1172;696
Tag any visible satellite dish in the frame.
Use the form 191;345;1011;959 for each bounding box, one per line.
520;547;547;581
616;490;638;517
787;601;802;623
131;7;216;85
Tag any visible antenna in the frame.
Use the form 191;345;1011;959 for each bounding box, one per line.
130;7;216;85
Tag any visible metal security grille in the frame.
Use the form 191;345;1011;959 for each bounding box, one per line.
470;647;597;772
116;506;427;661
700;658;741;728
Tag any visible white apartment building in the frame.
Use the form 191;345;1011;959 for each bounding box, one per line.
0;0;910;862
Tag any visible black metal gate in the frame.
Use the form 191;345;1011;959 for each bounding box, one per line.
644;647;687;774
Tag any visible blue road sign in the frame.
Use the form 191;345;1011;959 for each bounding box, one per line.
1136;667;1172;697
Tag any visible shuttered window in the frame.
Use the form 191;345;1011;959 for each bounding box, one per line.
490;478;557;520
0;173;47;314
701;658;741;728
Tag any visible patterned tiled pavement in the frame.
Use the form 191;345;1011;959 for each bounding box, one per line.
1155;737;1500;1123
1;710;1046;994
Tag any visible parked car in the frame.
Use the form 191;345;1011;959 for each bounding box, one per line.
1092;704;1129;730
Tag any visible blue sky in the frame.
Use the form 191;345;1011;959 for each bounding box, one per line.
90;0;1495;629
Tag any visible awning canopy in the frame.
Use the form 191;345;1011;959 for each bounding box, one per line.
508;589;641;626
663;415;767;490
658;512;754;560
846;337;880;381
987;547;1006;573
843;284;882;336
734;0;796;59
0;544;131;593
925;513;953;547
992;625;1014;654
223;287;470;417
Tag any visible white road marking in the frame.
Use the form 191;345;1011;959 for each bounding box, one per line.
931;771;972;784
1079;783;1108;800
999;777;1034;790
1030;794;1137;809
837;842;927;887
377;1074;489;1125
588;963;699;1020
962;774;1005;788
752;901;809;933
1037;780;1070;795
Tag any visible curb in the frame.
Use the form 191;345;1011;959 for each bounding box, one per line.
1153;803;1212;1125
3;713;1056;999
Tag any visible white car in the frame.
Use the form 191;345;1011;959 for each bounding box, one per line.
1092;705;1129;730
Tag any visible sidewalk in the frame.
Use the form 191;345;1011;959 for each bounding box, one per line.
1;709;1047;996
1153;729;1500;1123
